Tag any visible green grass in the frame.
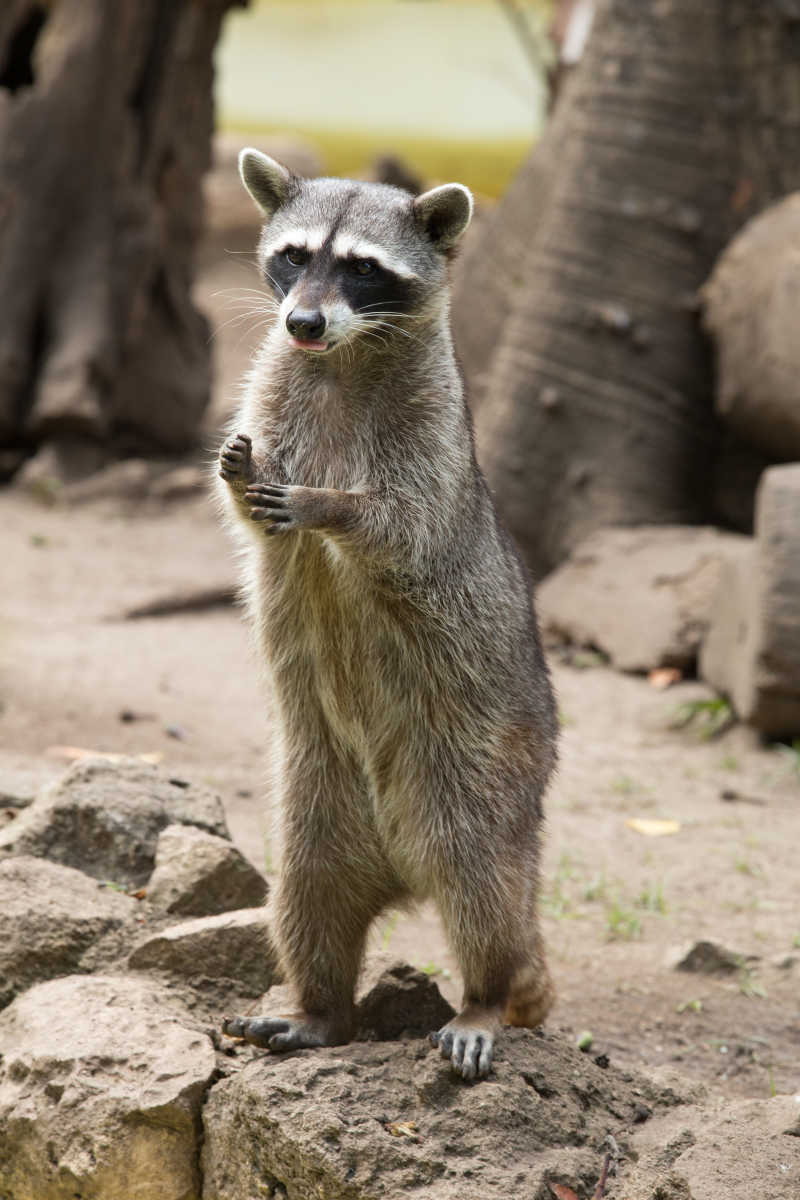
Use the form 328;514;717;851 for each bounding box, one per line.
605;901;641;941
671;696;735;740
636;882;667;914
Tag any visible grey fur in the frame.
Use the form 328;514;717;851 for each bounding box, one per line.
216;163;558;1081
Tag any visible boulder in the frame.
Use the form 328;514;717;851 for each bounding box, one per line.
700;464;800;736
355;960;455;1040
0;856;136;1009
129;907;281;996
200;1028;686;1200
537;526;748;672
0;974;217;1200
0;757;229;887
146;823;268;917
702;192;800;461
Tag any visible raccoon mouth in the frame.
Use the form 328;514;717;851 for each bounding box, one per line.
288;336;331;353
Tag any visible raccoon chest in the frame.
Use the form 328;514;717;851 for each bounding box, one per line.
279;385;371;491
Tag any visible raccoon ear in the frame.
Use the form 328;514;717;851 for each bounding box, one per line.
413;183;473;250
238;148;293;219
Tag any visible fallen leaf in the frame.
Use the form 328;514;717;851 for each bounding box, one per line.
45;745;163;765
626;817;681;837
648;667;682;690
549;1185;581;1200
385;1121;420;1141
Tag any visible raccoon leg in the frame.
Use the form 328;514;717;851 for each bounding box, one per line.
223;733;403;1053
429;809;549;1080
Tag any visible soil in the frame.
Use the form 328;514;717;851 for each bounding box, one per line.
2;215;798;1176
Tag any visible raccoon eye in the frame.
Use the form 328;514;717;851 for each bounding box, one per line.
352;258;376;276
284;246;309;267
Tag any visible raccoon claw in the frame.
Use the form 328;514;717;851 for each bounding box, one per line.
218;432;253;483
245;483;297;532
431;1012;497;1081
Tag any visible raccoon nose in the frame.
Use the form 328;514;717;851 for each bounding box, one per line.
286;308;326;341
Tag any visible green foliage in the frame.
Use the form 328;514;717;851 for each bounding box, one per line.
671;696;735;740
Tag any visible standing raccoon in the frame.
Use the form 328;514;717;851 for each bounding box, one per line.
217;149;558;1080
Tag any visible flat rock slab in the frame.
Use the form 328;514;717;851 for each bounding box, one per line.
701;464;800;736
0;757;229;887
0;973;217;1200
0;855;136;1009
129;906;281;996
147;823;268;917
201;1029;684;1199
537;525;748;672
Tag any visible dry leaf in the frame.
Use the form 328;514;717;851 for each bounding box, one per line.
648;667;682;690
385;1120;420;1141
549;1185;581;1200
45;745;163;765
626;817;681;837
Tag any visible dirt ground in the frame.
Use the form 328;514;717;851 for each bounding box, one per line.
2;222;798;1129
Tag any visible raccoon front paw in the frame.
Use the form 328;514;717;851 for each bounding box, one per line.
221;1011;351;1051
245;483;302;533
218;432;253;485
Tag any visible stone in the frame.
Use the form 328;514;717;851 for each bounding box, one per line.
200;1028;687;1200
129;907;281;996
622;1094;800;1199
0;974;216;1200
146;824;268;917
700;464;800;736
0;856;136;1009
537;525;749;672
0;756;229;887
702;192;800;461
355;960;455;1040
674;940;746;975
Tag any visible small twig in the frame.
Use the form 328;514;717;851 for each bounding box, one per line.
495;0;544;79
116;585;237;620
592;1151;612;1199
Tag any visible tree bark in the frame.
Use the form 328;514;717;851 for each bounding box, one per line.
0;0;243;480
455;0;800;578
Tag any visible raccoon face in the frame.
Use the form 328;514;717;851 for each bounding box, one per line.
239;149;473;355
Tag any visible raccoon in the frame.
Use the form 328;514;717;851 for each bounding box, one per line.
216;149;558;1080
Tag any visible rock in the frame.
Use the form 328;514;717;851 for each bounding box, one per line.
0;974;216;1200
0;757;229;887
129;907;281;996
355;960;455;1040
674;940;746;975
147;824;268;917
702;192;800;461
537;525;749;672
200;1028;687;1199
0;856;136;1009
700;464;800;736
622;1094;800;1199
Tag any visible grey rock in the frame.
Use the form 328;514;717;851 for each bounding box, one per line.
200;1028;686;1200
702;192;800;461
355;960;455;1040
700;464;800;736
538;525;749;672
675;940;746;975
129;907;281;996
0;974;216;1200
147;823;268;917
0;856;136;1009
0;757;229;887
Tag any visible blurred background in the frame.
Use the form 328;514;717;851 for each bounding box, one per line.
1;0;800;1158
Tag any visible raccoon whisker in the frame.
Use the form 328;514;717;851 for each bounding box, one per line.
261;268;287;300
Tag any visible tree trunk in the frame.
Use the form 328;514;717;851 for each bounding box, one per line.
0;0;243;483
456;0;800;579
